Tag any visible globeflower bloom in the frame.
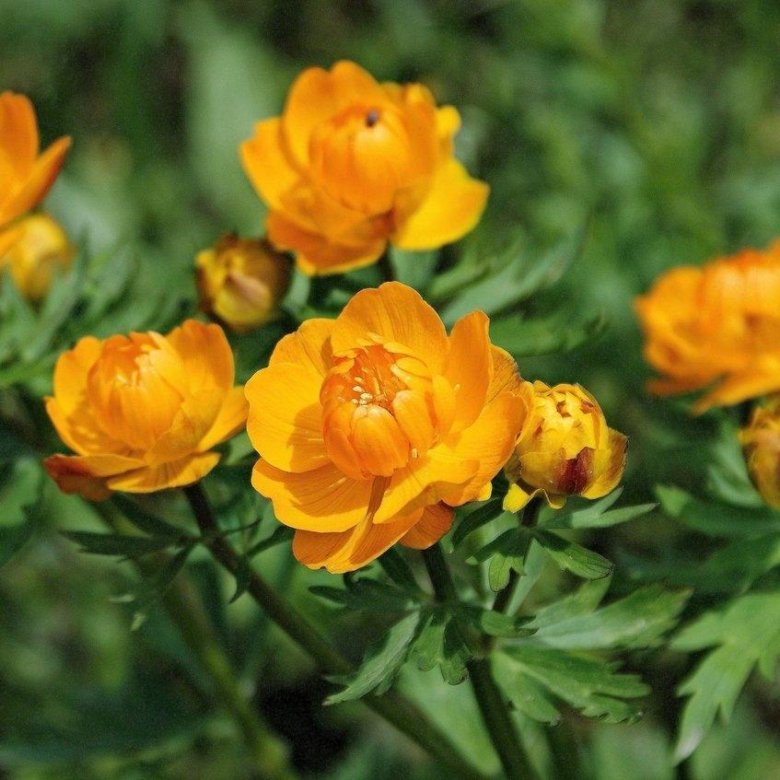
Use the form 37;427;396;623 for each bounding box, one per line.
44;320;247;500
196;234;291;333
240;60;489;275
0;213;74;301
635;241;780;412
246;282;524;573
503;381;627;512
0;92;71;229
740;395;780;508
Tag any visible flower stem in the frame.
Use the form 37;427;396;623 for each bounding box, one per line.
421;543;537;780
492;497;544;614
378;251;396;283
184;483;486;780
98;506;294;779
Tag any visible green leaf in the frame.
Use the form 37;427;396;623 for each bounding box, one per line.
671;591;780;762
378;548;424;596
457;604;533;638
656;485;780;537
492;652;562;724
326;612;421;704
488;531;531;592
491;308;607;358
529;585;689;649
534;530;614;579
0;459;43;567
439;227;585;325
245;525;294;559
112;494;184;538
452;499;505;548
499;646;649;724
64;531;176;558
543;490;656;530
310;579;413;613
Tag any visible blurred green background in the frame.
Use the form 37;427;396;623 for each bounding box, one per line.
2;0;780;777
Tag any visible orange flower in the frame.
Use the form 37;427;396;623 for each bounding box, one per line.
245;282;524;573
44;320;247;500
503;381;627;511
740;395;780;508
240;61;489;276
0;212;74;301
635;241;780;411
196;234;291;333
0;92;71;229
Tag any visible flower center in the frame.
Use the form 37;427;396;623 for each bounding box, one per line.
87;334;185;451
320;344;436;479
308;103;416;214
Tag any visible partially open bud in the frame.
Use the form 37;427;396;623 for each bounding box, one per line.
195;234;291;333
503;381;627;511
740;396;780;507
0;213;75;302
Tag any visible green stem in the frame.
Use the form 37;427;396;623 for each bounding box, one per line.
422;543;536;780
184;484;486;780
378;252;396;283
99;507;294;780
492;497;544;615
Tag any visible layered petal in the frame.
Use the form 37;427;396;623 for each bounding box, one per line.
332;282;448;372
393;159;489;251
251;460;373;532
292;509;423;574
399;503;454;549
107;452;221;493
240;119;300;210
245;364;328;472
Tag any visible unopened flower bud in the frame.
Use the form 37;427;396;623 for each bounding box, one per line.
195;234;291;333
740;396;780;508
504;381;627;511
0;213;75;301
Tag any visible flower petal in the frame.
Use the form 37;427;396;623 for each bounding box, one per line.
399;502;454;549
582;429;628;499
444;310;491;432
240;118;301;211
198;386;249;452
251;459;372;532
282;61;386;168
106;451;221;493
292;508;423;573
44;452;146;501
268;210;385;275
392;159;488;251
269;318;334;376
245;364;328;473
441;391;525;507
372;446;478;523
331;282;448;373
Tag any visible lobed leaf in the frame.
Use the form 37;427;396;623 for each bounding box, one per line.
671;591;780;762
533;530;614;579
326;612;421;704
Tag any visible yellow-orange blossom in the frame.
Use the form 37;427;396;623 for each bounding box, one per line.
246;282;526;572
241;61;488;275
0;92;71;229
636;240;780;411
45;320;247;499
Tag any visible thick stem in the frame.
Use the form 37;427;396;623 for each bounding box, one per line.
184;484;485;780
422;543;537;780
492;497;544;615
99;507;294;780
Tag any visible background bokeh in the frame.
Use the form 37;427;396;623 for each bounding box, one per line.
2;1;780;777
